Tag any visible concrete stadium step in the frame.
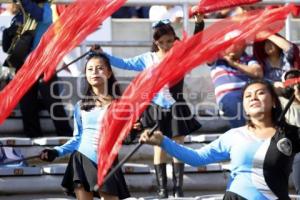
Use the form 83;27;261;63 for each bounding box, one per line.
1;194;299;200
0;114;230;137
184;134;221;143
0;162;297;195
0;163;229;194
0;136;216;164
0;137;71;146
0;134;220;147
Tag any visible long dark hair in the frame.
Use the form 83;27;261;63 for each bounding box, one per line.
242;79;285;128
151;23;178;52
253;33;300;71
81;53;121;111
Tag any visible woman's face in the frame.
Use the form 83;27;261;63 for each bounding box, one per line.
264;40;280;56
243;83;274;118
85;57;112;88
155;34;176;53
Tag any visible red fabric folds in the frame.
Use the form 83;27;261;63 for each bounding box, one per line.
197;0;261;14
97;5;296;186
284;77;300;88
0;0;126;123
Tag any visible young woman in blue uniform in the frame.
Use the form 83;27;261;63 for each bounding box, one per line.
140;79;300;200
92;15;204;198
40;53;130;200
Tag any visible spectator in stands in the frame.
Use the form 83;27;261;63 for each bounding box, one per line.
280;69;300;195
131;6;150;18
0;4;5;14
92;15;204;198
140;79;300;200
204;6;245;19
0;3;20;16
253;33;300;83
290;93;300;195
40;53;130;200
149;5;183;24
203;5;257;19
192;6;263;128
112;6;150;18
15;0;72;138
209;35;263;128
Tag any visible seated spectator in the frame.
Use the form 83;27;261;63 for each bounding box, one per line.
0;4;5;14
112;6;150;18
13;0;72;138
253;33;300;83
131;6;150;18
112;6;134;18
287;82;300;195
205;6;245;19
191;7;262;128
204;5;257;19
275;69;300;195
149;5;183;24
209;35;263;128
0;3;20;16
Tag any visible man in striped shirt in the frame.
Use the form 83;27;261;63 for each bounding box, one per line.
210;41;263;128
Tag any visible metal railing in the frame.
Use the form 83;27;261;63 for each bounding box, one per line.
1;0;299;4
0;0;299;30
0;0;299;53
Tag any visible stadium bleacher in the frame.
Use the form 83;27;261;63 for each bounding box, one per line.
0;0;300;199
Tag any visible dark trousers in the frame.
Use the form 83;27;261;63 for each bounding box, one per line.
293;153;300;195
20;75;72;138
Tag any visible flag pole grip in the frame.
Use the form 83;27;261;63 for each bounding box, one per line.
94;123;158;191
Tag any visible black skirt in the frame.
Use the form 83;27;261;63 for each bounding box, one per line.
141;102;201;138
61;151;130;199
223;191;247;200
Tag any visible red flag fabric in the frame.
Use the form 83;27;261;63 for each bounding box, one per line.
97;4;296;186
284;78;300;88
56;4;68;16
190;0;261;15
0;0;126;123
292;6;300;17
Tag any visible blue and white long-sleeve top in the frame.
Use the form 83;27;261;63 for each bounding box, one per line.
105;52;176;108
54;102;107;164
161;126;300;200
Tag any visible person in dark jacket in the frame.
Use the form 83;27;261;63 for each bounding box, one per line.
15;0;72;138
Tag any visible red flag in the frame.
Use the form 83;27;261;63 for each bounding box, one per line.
97;4;296;186
0;0;127;123
284;78;300;88
190;0;261;16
